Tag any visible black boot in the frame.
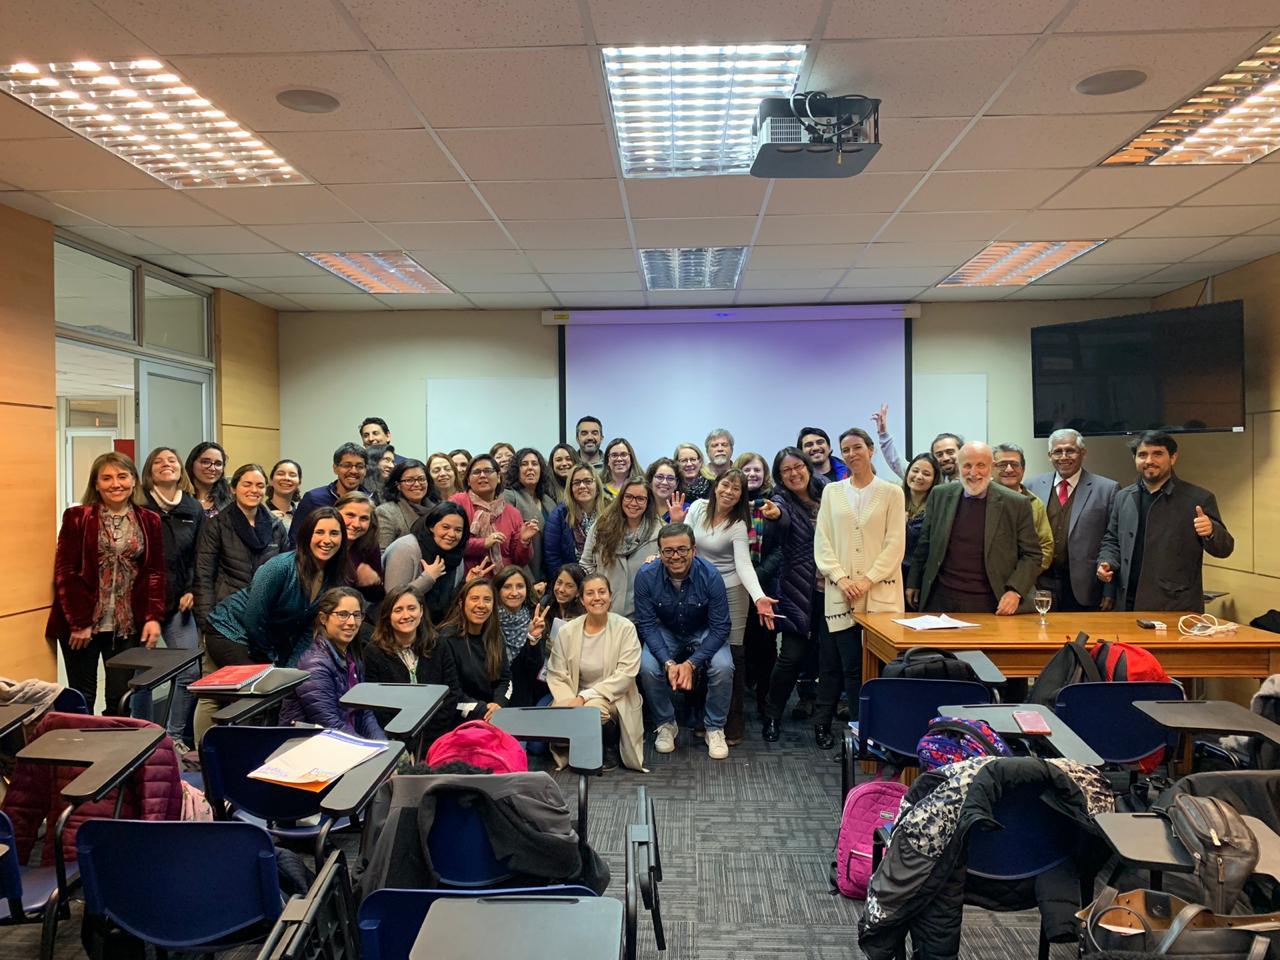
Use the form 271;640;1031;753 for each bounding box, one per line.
814;723;834;749
762;717;780;742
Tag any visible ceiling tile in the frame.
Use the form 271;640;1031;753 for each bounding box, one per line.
737;289;834;304
625;177;767;219
745;244;864;269
740;269;846;289
556;292;646;308
1071;236;1228;264
386;48;603;128
586;0;824;43
39;189;232;227
632;217;756;246
999;208;1162;240
440;126;616;181
465;293;561;309
825;286;926;302
189;185;361;225
184;275;267;294
1006;283;1126;299
246;275;366;295
542;273;643;292
864;118;972;172
285;293;390;311
917;286;1015;301
374;293;477;309
0;191;102;226
342;0;585;49
527;249;637;272
826;0;1064;37
477;180;623;220
1043;167;1238;209
810;36;1037;118
1184;235;1280;262
1058;0;1280;32
127;225;283;253
505;219;631;249
327;183;490;222
141;254;221;275
857;241;985;267
1184;167;1280;206
252;222;394;251
169;53;422;132
1032;263;1164;285
408;250;536;272
878;210;1019;242
756;214;888;245
765;173;922;215
904;169;1077;212
1100;282;1186;298
646;290;738;306
0;96;72;140
941;114;1161;170
0;0;152;61
376;221;514;250
263;130;461;184
94;0;365;52
1124;205;1280;238
189;252;325;277
1140;261;1245;284
64;225;176;256
432;273;551;293
245;292;306;310
0;138;164;190
840;266;952;287
989;30;1271;115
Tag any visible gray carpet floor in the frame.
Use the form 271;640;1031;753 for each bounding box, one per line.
0;706;1083;959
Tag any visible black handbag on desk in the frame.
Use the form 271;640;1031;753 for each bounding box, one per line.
1080;887;1280;959
1165;794;1259;914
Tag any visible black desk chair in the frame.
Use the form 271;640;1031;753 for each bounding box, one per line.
625;785;664;960
256;849;359;960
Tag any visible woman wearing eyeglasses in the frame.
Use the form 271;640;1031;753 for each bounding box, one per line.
544;463;603;581
376;459;437;550
185;441;232;517
645;457;688;523
279;587;385;739
601;438;642;501
449;455;535;574
673;442;711;502
581;478;662;619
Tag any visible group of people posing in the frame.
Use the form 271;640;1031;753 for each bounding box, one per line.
47;410;1233;767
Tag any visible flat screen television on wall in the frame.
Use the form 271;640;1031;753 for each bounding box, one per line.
1030;300;1246;438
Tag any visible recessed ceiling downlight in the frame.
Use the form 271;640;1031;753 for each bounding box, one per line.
276;88;340;114
1075;69;1148;96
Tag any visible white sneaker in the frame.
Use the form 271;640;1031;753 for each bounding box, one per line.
706;729;729;760
654;722;678;754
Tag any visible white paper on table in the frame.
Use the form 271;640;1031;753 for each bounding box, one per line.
892;614;981;631
248;729;386;786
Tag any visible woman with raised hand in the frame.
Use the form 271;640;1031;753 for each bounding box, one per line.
673;441;710;502
334;491;384;605
382;501;475;626
426;452;462;501
280;587;385;740
543;463;603;581
581;478;662;619
376;458;436;550
449;454;534;574
266;459;303;531
436;578;511;723
546;574;646;772
502;447;558;587
185;441;232;517
48;452;165;714
601;437;641;500
193;463;289;637
546;442;579;500
492;565;550;707
645;457;687;523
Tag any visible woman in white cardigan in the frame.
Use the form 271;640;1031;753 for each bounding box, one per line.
812;427;905;748
546;573;646;772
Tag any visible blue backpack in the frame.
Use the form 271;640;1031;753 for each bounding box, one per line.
916;716;1013;771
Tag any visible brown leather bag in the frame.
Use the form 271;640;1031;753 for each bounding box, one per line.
1080;887;1279;958
1165;794;1259;913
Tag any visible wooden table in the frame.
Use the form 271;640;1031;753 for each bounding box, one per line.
856;612;1280;683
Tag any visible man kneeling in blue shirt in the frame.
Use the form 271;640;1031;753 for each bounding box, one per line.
633;522;734;760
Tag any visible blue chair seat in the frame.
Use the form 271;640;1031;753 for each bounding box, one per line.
232;810;351;839
0;863;78;922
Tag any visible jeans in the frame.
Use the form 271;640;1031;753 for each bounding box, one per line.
160;610;200;739
815;625;861;725
638;628;734;732
764;629;814;721
60;632;135;716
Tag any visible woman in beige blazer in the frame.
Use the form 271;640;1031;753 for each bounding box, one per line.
546;573;647;772
810;427;906;747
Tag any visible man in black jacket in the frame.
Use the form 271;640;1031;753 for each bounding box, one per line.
1096;431;1233;612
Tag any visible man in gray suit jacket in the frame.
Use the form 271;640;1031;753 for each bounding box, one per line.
906;442;1043;615
1026;429;1119;612
1097;431;1233;612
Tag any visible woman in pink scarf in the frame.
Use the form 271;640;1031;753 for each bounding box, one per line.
449;454;536;574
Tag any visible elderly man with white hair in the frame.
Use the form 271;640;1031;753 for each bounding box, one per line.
1025;428;1119;612
905;441;1042;615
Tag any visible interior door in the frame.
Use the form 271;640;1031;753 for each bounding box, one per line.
135;358;213;459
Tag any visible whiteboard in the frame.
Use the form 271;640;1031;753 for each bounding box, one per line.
912;373;988;454
425;377;560;456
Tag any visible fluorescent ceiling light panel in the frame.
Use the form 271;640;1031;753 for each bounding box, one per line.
939;241;1105;287
1104;34;1280;165
301;252;452;295
602;44;806;178
0;59;306;188
641;246;746;289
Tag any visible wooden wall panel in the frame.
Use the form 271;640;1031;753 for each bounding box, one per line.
1254;411;1280;578
221;424;281;476
0;206;54;409
214;289;280;432
0;610;56;682
0;406;56;615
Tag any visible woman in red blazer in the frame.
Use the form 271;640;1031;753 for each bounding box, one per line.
46;452;166;715
448;454;536;576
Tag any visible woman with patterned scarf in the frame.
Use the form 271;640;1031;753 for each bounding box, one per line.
448;454;536;574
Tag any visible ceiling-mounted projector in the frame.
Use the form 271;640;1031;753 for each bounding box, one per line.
750;92;881;179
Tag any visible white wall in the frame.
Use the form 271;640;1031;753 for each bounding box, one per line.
278;309;557;480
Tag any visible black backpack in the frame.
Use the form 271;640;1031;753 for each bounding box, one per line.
879;647;979;683
1028;631;1103;707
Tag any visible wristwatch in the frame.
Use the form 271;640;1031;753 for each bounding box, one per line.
665;659;677;669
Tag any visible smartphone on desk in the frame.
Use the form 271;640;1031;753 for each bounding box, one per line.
1013;710;1052;735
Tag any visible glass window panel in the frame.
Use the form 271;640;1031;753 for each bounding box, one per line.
143;276;208;357
140;368;206;460
54;242;133;340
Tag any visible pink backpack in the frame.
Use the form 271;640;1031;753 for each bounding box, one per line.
833;777;908;898
426;720;528;773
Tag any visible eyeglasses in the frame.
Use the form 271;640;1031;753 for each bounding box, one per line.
471;468;496;477
1050;448;1081;458
994;461;1022;472
329;610;365;623
780;464;808;477
677;457;700;466
196;458;224;469
609;452;630;460
652;474;677;484
400;477;428;486
621;493;648;505
571;478;596;488
660;546;692;559
338;463;366;472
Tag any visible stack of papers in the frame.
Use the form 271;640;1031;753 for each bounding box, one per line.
249;730;387;792
892;614;980;631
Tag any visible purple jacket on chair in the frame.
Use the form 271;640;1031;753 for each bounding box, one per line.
279;634;385;740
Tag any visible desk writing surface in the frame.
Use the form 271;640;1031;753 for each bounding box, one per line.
105;647;203;689
491;706;603;773
938;703;1105;767
411;896;622;960
18;727;165;802
1135;700;1280;745
0;704;34;739
339;683;448;739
